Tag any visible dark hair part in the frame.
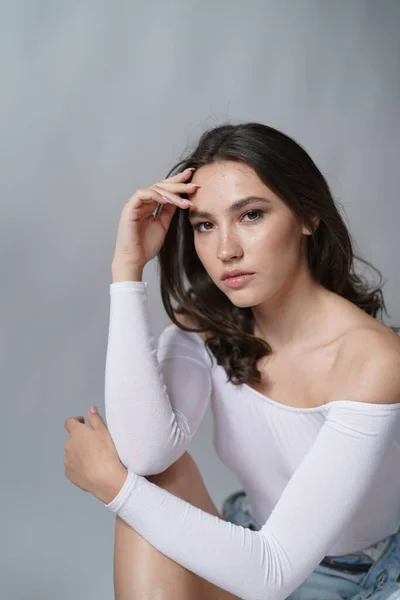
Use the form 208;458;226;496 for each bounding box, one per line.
157;122;398;385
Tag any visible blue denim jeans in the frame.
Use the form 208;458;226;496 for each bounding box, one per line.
221;490;400;599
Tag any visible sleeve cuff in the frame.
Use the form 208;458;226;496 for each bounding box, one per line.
110;280;148;292
104;470;139;511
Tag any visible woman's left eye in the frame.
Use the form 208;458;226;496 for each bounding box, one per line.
243;209;264;222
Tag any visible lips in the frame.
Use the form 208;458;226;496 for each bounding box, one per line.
221;271;254;281
221;272;255;289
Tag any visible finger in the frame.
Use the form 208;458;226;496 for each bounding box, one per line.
153;181;201;194
72;416;85;423
87;406;107;430
160;167;196;184
125;188;183;217
64;416;85;433
150;185;193;208
154;200;178;226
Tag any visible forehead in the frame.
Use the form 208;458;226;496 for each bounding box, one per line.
192;161;265;190
190;161;283;208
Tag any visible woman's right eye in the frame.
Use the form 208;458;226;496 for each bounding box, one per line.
193;222;213;233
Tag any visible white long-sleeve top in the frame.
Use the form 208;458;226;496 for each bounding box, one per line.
104;280;400;600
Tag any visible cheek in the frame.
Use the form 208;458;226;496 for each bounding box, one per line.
252;217;299;250
244;228;284;253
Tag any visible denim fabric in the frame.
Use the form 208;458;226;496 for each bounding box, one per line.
221;489;400;599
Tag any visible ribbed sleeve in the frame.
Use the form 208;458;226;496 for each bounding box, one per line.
104;281;212;475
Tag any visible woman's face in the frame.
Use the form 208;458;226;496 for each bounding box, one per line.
188;160;313;308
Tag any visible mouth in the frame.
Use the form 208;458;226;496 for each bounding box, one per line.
222;273;255;288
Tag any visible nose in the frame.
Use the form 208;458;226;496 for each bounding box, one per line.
216;230;243;261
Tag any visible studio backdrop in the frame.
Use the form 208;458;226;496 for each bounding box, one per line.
1;1;399;598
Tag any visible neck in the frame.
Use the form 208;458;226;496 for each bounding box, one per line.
251;266;332;353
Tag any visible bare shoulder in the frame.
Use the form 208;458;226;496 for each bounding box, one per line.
330;325;400;405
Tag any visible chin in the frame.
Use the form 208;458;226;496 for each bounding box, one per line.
224;289;260;309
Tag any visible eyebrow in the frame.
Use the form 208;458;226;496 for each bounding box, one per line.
188;196;271;221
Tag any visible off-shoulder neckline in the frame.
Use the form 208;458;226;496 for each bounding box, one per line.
165;324;400;413
242;383;400;413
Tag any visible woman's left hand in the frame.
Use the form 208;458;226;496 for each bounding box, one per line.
63;405;128;504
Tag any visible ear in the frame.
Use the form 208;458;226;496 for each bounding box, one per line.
302;214;320;236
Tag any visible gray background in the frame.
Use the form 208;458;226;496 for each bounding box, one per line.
2;1;399;598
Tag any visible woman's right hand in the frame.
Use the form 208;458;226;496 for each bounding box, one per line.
111;167;200;277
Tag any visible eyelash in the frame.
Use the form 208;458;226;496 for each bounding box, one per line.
192;209;265;234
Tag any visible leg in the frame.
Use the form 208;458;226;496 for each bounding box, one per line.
113;452;241;600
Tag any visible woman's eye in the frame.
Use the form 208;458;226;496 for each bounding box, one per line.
193;210;264;233
193;222;213;233
244;210;262;221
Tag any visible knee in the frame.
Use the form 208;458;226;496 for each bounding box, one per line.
145;451;197;487
145;451;222;517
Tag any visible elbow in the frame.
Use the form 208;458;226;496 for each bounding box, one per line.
105;428;164;475
116;442;185;477
106;412;193;476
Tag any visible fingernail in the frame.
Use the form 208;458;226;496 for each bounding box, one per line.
187;167;196;171
161;195;174;204
89;405;97;413
182;199;192;205
189;183;201;187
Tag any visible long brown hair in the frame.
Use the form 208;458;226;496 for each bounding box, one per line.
157;122;398;385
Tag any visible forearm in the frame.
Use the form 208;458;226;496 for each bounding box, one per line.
111;263;143;283
104;471;277;600
105;281;192;475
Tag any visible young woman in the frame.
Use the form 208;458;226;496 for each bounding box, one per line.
64;122;400;599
